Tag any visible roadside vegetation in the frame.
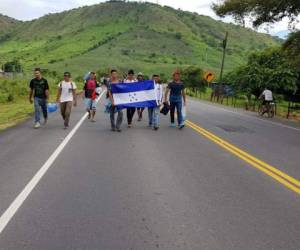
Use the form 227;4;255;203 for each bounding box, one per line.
206;0;300;119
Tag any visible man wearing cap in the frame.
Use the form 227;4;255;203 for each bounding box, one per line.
164;70;186;129
137;72;145;122
123;69;137;128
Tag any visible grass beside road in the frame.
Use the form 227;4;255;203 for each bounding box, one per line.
0;99;33;130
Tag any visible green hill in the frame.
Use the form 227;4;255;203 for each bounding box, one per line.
0;14;21;33
0;0;280;77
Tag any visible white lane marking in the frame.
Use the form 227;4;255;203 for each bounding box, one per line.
0;91;106;234
190;99;300;132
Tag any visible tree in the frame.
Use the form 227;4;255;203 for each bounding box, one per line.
283;31;300;69
224;48;299;98
181;66;207;92
213;0;300;93
212;0;300;28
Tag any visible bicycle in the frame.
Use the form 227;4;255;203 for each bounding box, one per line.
258;101;276;118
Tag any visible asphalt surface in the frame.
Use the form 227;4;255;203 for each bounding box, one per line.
0;96;299;250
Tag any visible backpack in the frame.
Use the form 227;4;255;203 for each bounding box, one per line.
59;81;74;90
86;80;96;90
85;80;97;98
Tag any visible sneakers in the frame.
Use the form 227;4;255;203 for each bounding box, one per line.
170;123;176;128
34;122;41;129
153;127;159;131
179;124;185;130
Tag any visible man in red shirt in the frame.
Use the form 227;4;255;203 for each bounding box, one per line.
83;72;100;122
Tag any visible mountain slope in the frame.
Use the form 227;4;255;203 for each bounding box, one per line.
0;14;21;33
0;1;279;77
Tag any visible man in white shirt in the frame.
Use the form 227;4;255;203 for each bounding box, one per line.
56;72;77;129
148;74;163;130
260;88;273;102
259;88;274;116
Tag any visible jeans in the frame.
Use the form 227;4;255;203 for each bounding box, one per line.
34;97;47;123
148;106;160;127
127;108;136;125
170;100;183;125
60;101;73;127
110;106;123;130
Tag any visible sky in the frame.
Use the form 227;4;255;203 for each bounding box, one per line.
0;0;299;36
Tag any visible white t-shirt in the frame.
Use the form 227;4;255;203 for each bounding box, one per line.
155;83;164;104
58;81;77;103
262;89;273;101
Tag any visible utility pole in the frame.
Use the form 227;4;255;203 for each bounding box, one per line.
219;31;228;83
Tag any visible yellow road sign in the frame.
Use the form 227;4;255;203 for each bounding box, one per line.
204;71;215;83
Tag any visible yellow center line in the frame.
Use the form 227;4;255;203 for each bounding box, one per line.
185;120;300;195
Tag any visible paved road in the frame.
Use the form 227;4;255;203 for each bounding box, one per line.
0;96;299;250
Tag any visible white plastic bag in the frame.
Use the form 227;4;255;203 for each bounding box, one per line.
182;105;187;121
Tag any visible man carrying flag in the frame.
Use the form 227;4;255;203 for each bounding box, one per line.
123;70;138;128
110;77;157;118
108;69;123;132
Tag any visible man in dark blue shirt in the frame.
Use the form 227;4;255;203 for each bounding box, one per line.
164;70;186;129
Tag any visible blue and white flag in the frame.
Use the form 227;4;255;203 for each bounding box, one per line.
111;80;157;109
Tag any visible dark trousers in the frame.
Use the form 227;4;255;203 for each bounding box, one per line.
137;108;145;118
127;108;136;125
170;101;183;125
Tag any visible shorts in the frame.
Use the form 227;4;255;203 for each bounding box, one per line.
85;98;97;111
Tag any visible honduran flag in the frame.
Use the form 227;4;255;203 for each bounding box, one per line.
111;80;157;109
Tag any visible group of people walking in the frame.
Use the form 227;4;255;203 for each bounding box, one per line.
29;68;187;131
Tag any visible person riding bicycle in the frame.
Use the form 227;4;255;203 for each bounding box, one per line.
259;88;274;116
259;88;273;104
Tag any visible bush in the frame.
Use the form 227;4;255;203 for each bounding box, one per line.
175;32;182;40
181;66;207;92
7;94;14;102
